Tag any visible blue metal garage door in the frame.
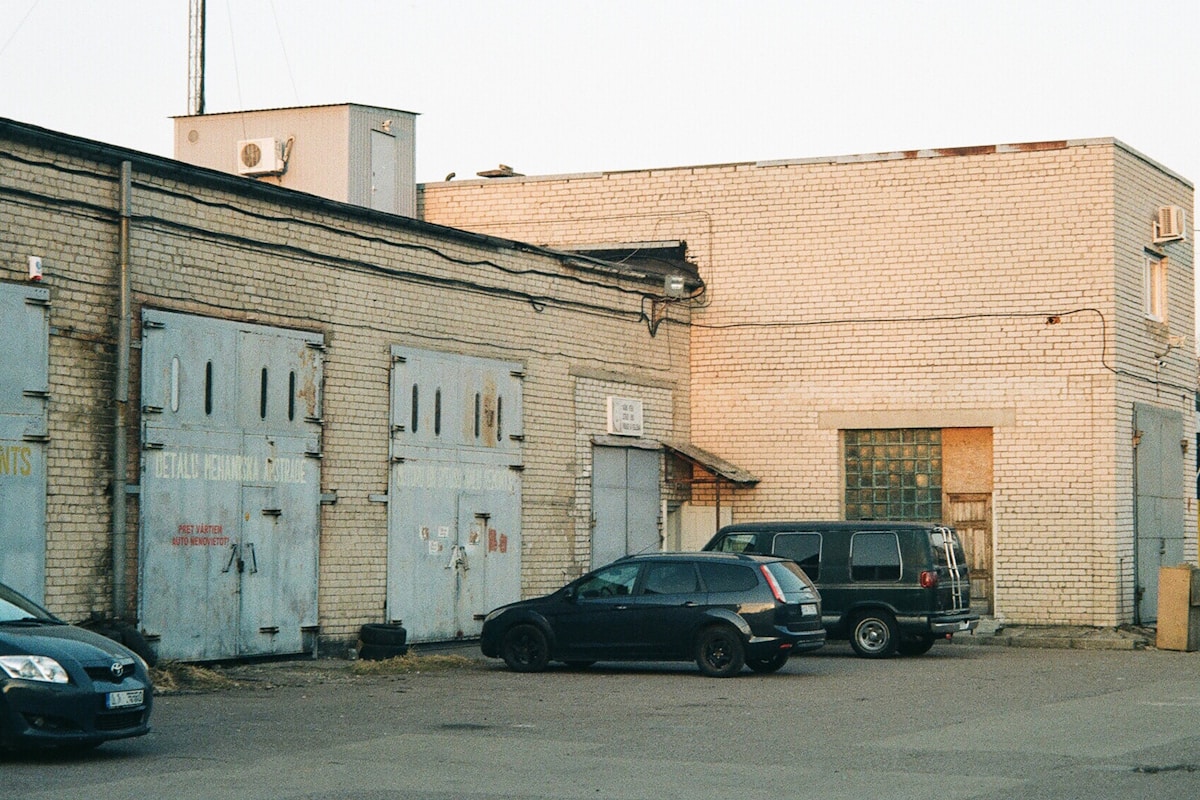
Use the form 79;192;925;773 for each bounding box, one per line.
387;346;523;642
0;283;49;601
139;310;324;660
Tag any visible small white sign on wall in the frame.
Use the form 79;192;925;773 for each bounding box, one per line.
606;396;644;436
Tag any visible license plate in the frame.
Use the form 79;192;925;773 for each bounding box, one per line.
107;689;144;709
801;603;819;617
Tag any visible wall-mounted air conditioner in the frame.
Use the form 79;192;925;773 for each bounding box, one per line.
236;138;284;176
1153;205;1186;243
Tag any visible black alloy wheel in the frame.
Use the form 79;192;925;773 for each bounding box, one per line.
695;626;746;677
501;624;550;672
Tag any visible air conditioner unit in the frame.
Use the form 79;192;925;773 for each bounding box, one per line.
236;138;284;176
1153;205;1186;243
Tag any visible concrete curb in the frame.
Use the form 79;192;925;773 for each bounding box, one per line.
958;622;1155;651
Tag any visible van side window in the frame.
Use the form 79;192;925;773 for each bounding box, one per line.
773;532;821;580
714;533;757;554
850;532;902;581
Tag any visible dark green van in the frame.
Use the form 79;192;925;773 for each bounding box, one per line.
703;521;979;658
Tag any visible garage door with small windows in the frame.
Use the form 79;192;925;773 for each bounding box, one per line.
139;310;324;661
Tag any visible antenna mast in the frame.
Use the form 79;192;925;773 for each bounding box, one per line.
187;0;206;115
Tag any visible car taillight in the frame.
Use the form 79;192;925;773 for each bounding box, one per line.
760;565;787;602
919;570;938;589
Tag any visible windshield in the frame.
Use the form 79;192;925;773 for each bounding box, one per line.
0;583;58;623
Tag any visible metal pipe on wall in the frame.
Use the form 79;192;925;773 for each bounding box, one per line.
113;161;132;619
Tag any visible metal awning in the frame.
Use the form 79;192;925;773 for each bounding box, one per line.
661;442;758;486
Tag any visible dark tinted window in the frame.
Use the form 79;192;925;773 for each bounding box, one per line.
576;563;640;599
850;532;902;581
699;562;759;593
764;560;817;595
930;528;968;568
641;562;700;595
773;532;821;580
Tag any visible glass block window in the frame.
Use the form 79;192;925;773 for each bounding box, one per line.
844;429;942;521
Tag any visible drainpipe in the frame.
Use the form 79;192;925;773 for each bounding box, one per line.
112;161;132;619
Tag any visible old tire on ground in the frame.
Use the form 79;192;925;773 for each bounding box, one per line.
695;626;745;677
358;642;410;661
86;622;158;667
746;651;789;674
849;610;899;658
898;635;936;656
359;623;408;647
501;624;550;672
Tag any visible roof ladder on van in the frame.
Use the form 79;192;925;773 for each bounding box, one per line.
935;526;966;611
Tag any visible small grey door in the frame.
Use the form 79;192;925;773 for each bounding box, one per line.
370;129;397;214
140;311;323;660
1134;403;1186;623
0;284;49;601
388;347;523;642
591;445;661;568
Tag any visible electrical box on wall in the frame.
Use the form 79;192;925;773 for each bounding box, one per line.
27;255;42;281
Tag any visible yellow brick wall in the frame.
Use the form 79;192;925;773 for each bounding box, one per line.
1;130;689;639
421;140;1197;626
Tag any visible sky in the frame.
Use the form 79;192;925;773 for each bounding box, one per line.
0;0;1198;203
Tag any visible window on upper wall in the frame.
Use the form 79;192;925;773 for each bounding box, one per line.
1145;255;1168;322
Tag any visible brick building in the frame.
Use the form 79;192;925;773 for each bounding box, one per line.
0;116;698;659
420;139;1197;627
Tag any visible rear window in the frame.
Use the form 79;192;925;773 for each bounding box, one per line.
764;560;817;595
850;532;902;581
930;528;968;568
699;562;758;593
773;532;821;580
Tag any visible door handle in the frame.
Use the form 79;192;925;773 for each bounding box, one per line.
680;601;698;607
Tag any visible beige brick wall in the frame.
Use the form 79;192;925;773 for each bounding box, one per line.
421;139;1197;626
1;126;690;644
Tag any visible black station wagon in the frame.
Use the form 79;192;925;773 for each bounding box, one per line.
704;521;979;658
480;551;825;677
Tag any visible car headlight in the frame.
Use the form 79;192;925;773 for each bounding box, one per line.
0;654;70;683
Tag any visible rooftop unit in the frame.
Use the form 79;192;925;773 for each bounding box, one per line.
174;103;418;216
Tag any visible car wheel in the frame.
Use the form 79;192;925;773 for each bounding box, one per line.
850;610;899;658
695;626;745;677
501;624;550;672
746;651;789;674
898;635;936;656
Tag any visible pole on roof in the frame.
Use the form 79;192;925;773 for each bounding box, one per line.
187;0;206;115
